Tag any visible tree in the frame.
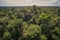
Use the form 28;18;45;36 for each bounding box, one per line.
0;6;59;40
40;34;47;40
3;31;11;40
39;13;56;39
22;24;41;40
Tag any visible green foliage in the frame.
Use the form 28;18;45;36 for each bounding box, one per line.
0;37;3;40
18;37;23;40
0;6;60;40
22;24;41;38
39;13;52;20
40;34;47;40
3;31;11;39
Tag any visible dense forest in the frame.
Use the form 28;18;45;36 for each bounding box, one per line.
0;5;60;40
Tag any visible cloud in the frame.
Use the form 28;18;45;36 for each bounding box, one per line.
0;0;59;6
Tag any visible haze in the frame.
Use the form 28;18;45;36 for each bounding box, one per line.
0;0;60;6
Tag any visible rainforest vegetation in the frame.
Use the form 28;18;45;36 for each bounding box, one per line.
0;5;60;40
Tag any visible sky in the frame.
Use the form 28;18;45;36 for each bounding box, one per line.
0;0;60;6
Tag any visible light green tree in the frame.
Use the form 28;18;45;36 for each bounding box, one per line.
22;24;41;40
3;31;11;40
